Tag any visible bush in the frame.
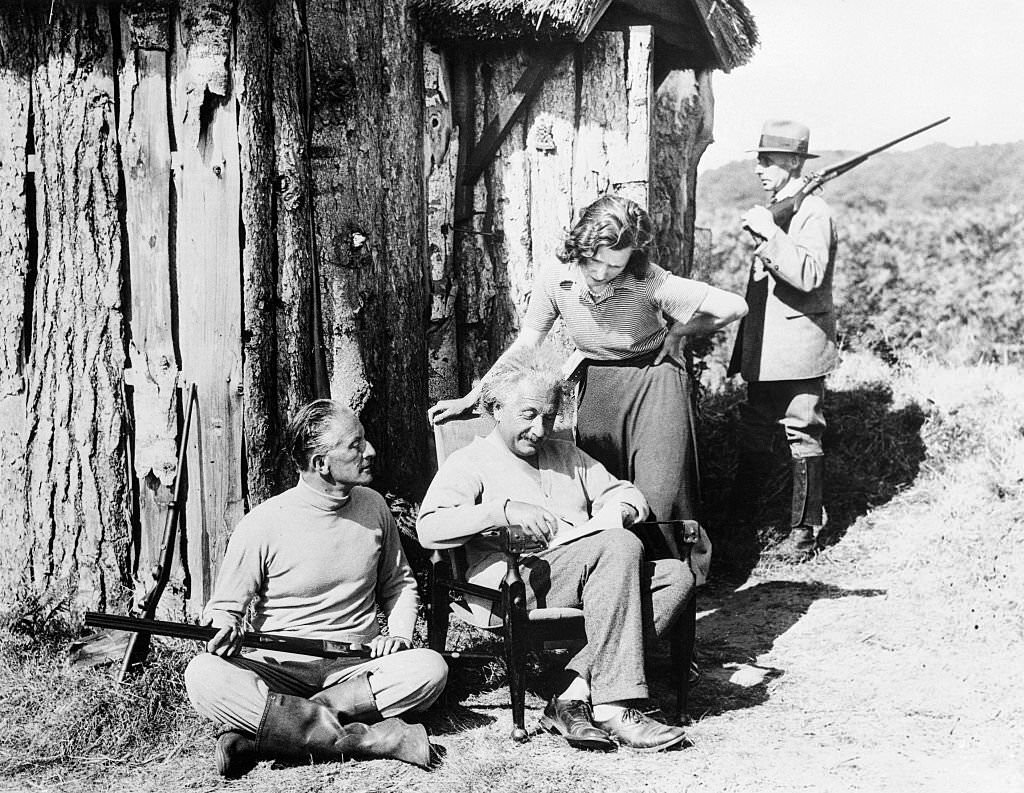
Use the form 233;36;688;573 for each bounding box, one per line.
694;204;1024;366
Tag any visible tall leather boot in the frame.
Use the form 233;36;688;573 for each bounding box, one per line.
256;693;431;769
774;456;825;562
216;675;425;778
310;672;380;723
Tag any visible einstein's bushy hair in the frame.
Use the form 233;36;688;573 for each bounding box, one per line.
282;399;357;471
478;346;573;418
555;194;655;278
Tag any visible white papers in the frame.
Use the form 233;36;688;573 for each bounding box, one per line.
547;503;623;548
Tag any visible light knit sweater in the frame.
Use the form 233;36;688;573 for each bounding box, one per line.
204;479;419;643
417;432;649;625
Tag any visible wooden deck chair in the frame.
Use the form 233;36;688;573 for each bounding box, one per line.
422;412;697;742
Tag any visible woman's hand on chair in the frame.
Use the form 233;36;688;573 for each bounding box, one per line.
428;393;476;424
504;501;557;544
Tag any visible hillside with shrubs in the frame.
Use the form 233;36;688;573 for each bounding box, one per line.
694;141;1024;368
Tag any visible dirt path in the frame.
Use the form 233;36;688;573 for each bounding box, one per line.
10;363;1023;793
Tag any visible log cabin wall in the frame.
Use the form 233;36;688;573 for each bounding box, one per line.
426;27;714;402
0;1;430;620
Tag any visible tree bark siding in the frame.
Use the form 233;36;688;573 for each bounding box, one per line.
271;0;317;481
373;0;429;490
174;3;244;609
424;45;459;405
650;68;713;277
26;5;130;612
119;5;180;607
308;0;377;417
236;0;278;505
308;0;429;494
0;9;32;600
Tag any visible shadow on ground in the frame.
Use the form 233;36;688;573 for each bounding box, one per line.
698;381;927;579
677;578;886;718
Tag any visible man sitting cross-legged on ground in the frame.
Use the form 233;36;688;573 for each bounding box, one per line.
417;347;694;752
184;400;448;777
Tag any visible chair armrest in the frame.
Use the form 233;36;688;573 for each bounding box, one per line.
634;519;701;545
481;525;548;555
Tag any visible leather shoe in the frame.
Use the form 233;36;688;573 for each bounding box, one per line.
215;728;258;778
539;698;615;751
594;707;687;752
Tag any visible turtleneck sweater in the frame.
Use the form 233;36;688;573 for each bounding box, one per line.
204;478;419;643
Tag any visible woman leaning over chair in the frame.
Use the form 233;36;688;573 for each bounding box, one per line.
428;195;747;558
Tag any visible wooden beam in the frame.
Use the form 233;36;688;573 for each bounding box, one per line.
574;0;615;40
461;46;571;187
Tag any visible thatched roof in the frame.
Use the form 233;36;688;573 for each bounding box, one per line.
411;0;758;70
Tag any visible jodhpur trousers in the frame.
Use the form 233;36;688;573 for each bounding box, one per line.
184;646;448;733
740;377;826;459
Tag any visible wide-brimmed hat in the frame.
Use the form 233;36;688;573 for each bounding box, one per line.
750;119;819;159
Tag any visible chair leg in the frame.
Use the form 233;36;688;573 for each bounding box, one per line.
670;593;697;724
427;552;450;655
501;574;530;743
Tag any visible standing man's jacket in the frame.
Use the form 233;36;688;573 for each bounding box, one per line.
728;191;838;382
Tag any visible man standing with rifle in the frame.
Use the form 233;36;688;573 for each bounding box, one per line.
727;117;949;562
183;399;447;777
728;119;838;562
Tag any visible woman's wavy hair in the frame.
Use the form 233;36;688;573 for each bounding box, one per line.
556;194;655;278
478;346;573;420
282;399;357;471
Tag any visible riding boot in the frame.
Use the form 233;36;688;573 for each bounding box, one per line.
215;673;390;778
256;692;431;769
310;672;381;723
775;456;825;562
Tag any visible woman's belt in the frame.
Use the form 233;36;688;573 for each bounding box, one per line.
584;349;666;369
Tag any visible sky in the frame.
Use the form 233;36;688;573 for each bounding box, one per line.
698;0;1024;170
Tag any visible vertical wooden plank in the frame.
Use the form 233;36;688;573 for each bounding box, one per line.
119;5;180;612
0;7;32;594
524;46;576;359
455;52;507;386
270;0;317;467
650;68;713;276
26;4;130;611
487;50;533;336
621;26;652;205
174;0;244;610
424;45;460;405
525;47;575;269
307;0;379;417
236;0;279;505
377;0;430;490
573;31;627;207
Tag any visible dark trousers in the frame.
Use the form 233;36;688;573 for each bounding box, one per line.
577;357;697;522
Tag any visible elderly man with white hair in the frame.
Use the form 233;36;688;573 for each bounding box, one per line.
418;347;697;753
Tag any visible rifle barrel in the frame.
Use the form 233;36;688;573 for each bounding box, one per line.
86;612;371;659
817;116;950;181
85;612;493;663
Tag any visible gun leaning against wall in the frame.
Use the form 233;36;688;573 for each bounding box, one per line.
762;116;950;233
